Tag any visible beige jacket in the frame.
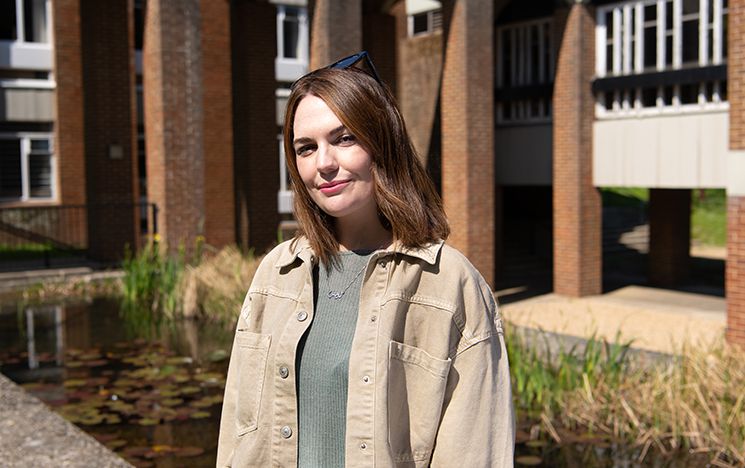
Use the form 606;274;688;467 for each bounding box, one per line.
217;237;514;467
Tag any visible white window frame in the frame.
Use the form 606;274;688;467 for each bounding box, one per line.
408;9;443;37
277;135;293;214
496;17;554;125
1;0;51;44
595;0;729;119
275;4;309;82
0;133;56;203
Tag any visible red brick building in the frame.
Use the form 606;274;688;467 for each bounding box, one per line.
1;0;744;346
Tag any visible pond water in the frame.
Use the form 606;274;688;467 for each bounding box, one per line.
0;297;233;467
0;296;715;467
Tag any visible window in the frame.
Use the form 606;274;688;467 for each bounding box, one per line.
277;5;308;63
408;9;443;37
0;0;49;43
496;18;554;124
277;135;293;214
0;135;54;201
275;5;309;82
596;0;728;116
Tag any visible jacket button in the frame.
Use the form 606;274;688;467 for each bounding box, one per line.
360;442;367;450
280;426;292;438
279;366;289;379
362;375;370;383
296;310;308;322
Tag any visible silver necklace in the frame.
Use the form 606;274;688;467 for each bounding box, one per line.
326;261;368;300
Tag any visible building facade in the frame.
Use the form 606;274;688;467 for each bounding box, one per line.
1;0;744;346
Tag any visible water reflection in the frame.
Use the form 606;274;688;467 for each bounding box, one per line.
0;297;233;467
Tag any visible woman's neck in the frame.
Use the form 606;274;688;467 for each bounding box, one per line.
334;217;392;252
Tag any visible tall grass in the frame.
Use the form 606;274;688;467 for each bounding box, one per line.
506;323;745;465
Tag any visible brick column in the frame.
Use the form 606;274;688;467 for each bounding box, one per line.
80;0;138;261
200;0;235;248
648;189;691;286
440;0;495;285
552;2;602;297
309;0;362;68
143;0;205;253
52;0;86;206
726;0;745;346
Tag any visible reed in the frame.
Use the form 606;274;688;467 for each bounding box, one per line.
506;322;745;465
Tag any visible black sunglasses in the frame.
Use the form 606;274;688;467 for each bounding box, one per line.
292;50;382;89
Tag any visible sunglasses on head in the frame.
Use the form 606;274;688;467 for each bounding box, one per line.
291;50;382;89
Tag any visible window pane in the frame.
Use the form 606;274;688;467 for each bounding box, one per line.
30;138;49;152
723;13;728;58
665;35;674;66
680;83;698;104
0;0;17;40
641;87;657;107
531;25;540;84
682;0;698;15
721;80;727;101
413;12;429;34
645;4;657;22
606;44;613;72
502;30;511;87
644;26;657;68
630;9;636;70
24;0;47;42
682;19;699;63
604;91;614;110
663;85;674;105
282;14;299;58
606;11;613;40
29;152;51;198
0;139;22;198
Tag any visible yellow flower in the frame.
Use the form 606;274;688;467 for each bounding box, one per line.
153;233;162;242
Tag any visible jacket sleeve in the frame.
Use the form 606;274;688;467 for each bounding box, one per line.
429;319;515;467
216;295;250;467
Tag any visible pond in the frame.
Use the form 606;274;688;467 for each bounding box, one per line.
0;296;715;467
0;297;233;467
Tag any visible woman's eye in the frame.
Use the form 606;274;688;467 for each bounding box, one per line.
338;134;356;145
295;145;314;157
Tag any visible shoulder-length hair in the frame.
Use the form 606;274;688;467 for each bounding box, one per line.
283;67;449;265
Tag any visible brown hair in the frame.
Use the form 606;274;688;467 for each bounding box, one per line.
283;68;449;265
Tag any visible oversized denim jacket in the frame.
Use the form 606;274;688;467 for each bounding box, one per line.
217;237;515;467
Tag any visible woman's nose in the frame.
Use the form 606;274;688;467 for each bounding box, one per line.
316;144;338;173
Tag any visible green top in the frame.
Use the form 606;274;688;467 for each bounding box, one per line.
296;250;374;468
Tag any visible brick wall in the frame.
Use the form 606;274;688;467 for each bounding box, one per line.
232;1;281;254
201;0;235;248
727;0;745;346
648;189;691;286
440;0;495;286
52;0;86;206
80;0;138;261
552;3;602;297
391;1;442;167
143;0;206;254
309;0;362;68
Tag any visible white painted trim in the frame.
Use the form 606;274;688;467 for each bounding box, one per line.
657;0;666;70
728;151;745;196
699;0;708;65
0;78;55;89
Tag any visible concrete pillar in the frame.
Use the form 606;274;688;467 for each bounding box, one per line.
440;0;495;285
726;0;745;346
80;0;138;261
309;0;362;68
52;0;86;206
648;189;691;286
552;2;602;297
143;0;205;253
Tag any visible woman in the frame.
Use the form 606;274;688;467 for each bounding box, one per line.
217;52;514;467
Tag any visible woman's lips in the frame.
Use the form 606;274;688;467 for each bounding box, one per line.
318;180;350;195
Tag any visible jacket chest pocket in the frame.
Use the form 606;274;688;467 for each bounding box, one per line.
235;330;271;436
387;340;452;463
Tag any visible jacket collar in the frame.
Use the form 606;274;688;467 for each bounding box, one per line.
274;236;444;268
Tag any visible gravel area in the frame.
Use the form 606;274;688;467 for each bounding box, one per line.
0;373;132;468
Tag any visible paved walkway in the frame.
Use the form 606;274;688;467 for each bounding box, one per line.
0;373;132;467
499;285;726;355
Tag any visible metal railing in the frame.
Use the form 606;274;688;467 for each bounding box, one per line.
0;202;158;270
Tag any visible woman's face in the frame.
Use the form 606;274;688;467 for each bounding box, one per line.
292;95;377;224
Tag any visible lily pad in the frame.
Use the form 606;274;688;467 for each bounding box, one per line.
174;446;205;457
180;386;201;395
190;411;211;419
63;379;88;388
208;349;229;362
105;439;127;450
138;418;159;426
525;440;547;448
161;398;183;407
515;455;543;466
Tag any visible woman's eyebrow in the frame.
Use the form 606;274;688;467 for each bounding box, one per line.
293;125;347;146
293;136;314;146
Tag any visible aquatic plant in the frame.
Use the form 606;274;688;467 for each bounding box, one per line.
506;323;745;466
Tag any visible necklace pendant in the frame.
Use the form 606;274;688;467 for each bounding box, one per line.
328;291;344;300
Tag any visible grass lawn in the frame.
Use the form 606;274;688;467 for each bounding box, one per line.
0;243;82;261
601;187;726;247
